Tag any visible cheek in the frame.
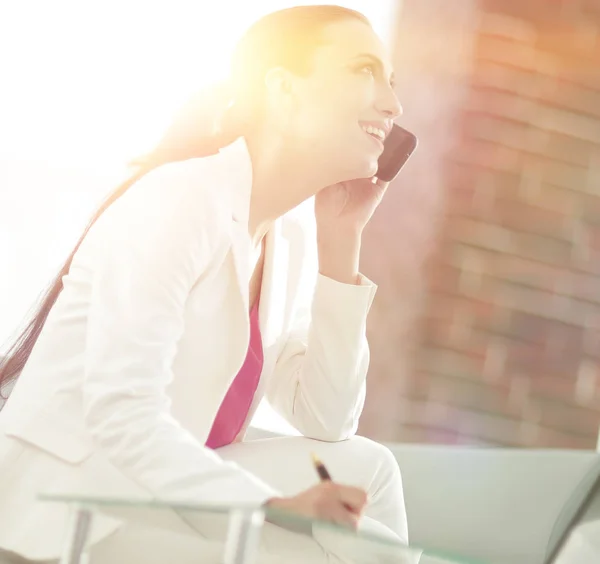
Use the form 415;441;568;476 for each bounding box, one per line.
294;92;362;139
303;77;360;114
318;82;362;116
290;76;374;148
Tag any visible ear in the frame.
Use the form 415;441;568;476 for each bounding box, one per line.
264;67;294;102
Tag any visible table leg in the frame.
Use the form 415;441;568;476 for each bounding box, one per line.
59;504;93;564
223;508;265;564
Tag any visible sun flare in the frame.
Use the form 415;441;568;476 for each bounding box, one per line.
0;1;394;169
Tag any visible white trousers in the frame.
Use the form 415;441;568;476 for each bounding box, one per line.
89;435;409;564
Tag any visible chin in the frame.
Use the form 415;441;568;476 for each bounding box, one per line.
366;158;379;178
352;156;379;180
329;149;379;183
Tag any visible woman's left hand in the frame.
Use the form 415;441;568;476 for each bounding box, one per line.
314;177;389;235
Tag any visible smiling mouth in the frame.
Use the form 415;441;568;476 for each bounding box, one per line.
361;124;386;143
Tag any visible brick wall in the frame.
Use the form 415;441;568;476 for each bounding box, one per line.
360;0;600;449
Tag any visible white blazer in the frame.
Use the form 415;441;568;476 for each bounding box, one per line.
0;137;377;559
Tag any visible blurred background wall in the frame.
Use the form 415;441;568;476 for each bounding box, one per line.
361;0;600;449
2;0;600;449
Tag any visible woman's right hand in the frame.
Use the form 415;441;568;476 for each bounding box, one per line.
264;481;368;530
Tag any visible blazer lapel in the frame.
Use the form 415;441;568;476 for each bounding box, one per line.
216;136;292;353
219;137;254;315
234;218;290;441
229;220;251;314
258;219;290;349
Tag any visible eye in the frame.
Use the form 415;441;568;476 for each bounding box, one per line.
358;63;376;76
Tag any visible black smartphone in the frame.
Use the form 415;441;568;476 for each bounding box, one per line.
375;124;418;183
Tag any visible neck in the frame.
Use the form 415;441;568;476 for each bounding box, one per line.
244;130;336;247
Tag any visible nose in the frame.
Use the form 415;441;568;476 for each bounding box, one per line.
377;85;403;120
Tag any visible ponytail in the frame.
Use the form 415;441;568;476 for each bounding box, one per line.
0;81;245;398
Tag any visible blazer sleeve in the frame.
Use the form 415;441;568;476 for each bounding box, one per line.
80;162;279;511
266;266;378;442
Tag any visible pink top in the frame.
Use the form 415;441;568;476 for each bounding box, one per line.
205;301;263;449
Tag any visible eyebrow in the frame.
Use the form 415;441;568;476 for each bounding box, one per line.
351;53;396;85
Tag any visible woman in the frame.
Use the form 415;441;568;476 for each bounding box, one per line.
0;5;407;563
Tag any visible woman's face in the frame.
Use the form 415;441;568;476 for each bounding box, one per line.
278;19;402;183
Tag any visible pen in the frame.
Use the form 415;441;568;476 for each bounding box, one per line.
311;452;333;481
311;452;358;515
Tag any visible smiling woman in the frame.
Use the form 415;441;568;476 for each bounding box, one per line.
0;3;407;564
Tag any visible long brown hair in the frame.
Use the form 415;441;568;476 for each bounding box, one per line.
0;5;370;398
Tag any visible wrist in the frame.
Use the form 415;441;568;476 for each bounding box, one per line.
317;231;362;285
317;225;362;244
263;497;282;507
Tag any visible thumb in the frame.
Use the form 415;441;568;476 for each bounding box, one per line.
366;177;389;204
372;176;390;191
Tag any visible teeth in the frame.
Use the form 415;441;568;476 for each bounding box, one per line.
362;125;385;140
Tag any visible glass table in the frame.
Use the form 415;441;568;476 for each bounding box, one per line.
39;493;484;564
